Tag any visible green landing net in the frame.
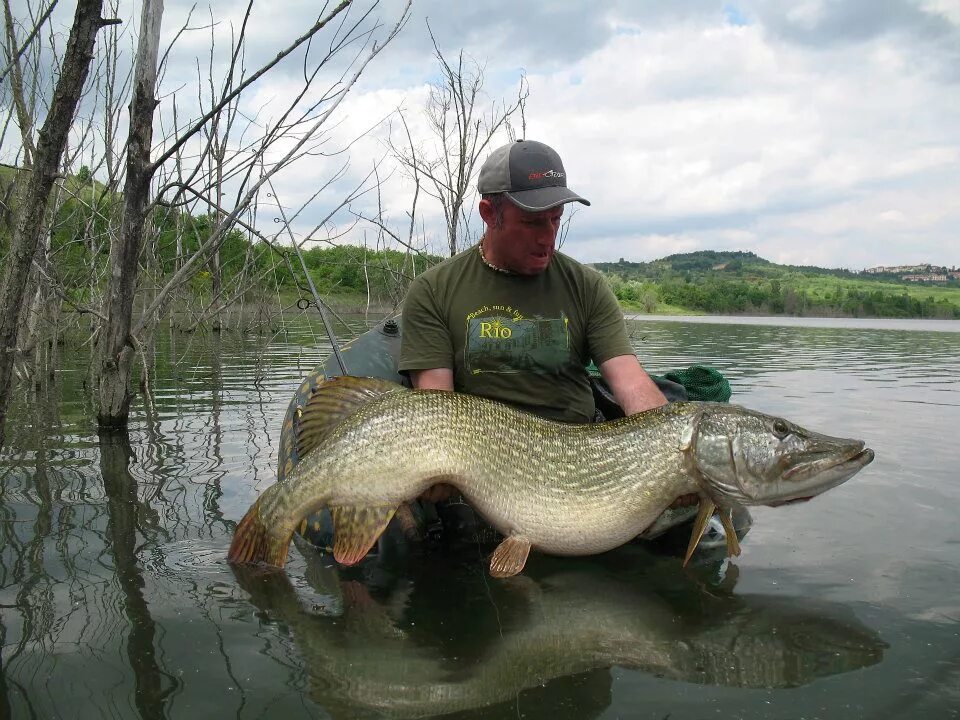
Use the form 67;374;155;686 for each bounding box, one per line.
659;365;731;402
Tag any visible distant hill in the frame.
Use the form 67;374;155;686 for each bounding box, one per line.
591;250;960;319
592;250;876;278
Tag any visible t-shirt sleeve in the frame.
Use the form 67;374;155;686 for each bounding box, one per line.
585;272;634;365
399;274;455;371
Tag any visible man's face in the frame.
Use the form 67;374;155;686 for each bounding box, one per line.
484;200;564;275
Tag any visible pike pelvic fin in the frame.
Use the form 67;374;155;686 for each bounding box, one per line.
331;505;398;566
718;507;742;558
682;500;743;566
490;536;532;578
296;376;406;460
228;497;294;567
683;497;717;567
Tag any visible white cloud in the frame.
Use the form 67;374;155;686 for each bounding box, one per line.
162;1;960;268
917;0;960;25
6;0;957;269
786;1;828;28
496;14;959;268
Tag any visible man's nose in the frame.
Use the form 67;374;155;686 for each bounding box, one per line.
534;224;557;244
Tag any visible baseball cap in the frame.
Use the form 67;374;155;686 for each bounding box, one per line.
477;140;591;212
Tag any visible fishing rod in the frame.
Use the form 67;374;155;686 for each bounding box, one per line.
286;245;349;376
265;177;349;376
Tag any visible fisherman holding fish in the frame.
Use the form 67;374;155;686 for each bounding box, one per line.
227;141;874;574
399;139;667;422
398;139;697;510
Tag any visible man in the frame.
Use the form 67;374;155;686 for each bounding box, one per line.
399;139;668;422
400;140;700;511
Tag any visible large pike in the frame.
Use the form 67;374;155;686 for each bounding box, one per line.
228;376;873;575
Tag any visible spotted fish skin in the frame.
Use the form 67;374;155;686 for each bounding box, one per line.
228;377;873;573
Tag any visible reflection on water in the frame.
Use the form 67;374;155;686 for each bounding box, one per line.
0;316;958;718
99;431;175;718
234;548;886;719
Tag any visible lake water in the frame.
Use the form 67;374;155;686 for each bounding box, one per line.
1;316;958;719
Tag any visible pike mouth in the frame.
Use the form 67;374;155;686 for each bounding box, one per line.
776;444;874;501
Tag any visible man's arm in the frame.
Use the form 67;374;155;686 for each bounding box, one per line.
598;354;668;415
408;368;457;502
600;355;697;508
409;368;454;390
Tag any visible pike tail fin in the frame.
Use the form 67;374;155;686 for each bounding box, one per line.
228;497;294;567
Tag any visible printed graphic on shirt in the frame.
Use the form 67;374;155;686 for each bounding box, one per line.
463;305;570;375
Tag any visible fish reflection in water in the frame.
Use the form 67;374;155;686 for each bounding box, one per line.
232;549;887;719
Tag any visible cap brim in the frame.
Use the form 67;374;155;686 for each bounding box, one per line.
504;187;591;212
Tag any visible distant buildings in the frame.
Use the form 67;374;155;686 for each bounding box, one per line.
863;264;958;283
902;274;949;282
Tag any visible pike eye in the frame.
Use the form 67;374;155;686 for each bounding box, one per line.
772;419;790;438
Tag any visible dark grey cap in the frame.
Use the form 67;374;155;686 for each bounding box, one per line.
477;140;591;212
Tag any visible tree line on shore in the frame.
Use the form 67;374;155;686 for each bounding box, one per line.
598;252;960;319
35;178;442;310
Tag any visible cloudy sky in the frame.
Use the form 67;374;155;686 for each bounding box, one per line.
22;0;960;269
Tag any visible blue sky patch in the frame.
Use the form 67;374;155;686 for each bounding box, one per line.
723;4;750;26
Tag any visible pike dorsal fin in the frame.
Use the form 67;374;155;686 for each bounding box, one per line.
296;376;405;460
331;505;398;566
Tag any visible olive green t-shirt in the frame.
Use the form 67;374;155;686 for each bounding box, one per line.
398;245;634;423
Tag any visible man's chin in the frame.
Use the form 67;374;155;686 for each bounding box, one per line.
523;254;552;274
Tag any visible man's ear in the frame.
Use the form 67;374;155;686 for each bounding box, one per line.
478;197;495;225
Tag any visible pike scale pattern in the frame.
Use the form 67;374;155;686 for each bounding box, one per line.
229;376;873;576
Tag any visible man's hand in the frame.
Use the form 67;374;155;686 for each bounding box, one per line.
419;483;457;503
670;493;699;508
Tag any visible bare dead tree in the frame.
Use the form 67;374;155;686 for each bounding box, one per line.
91;0;412;428
198;4;243;332
348;155;432;308
389;25;528;257
2;0;59;379
0;0;57;87
0;0;119;445
17;33;113;389
2;0;40;164
91;0;163;428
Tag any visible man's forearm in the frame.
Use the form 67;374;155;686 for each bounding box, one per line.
617;379;669;415
409;368;455;391
598;354;667;415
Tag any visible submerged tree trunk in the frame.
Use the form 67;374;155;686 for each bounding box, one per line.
0;0;117;445
92;0;163;428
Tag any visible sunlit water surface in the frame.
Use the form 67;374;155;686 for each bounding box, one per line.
1;316;958;719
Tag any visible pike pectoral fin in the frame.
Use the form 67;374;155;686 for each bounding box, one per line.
331;505;397;566
489;536;532;578
683;498;716;567
718;507;742;558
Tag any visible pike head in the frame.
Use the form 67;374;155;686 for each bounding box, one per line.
682;403;875;508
